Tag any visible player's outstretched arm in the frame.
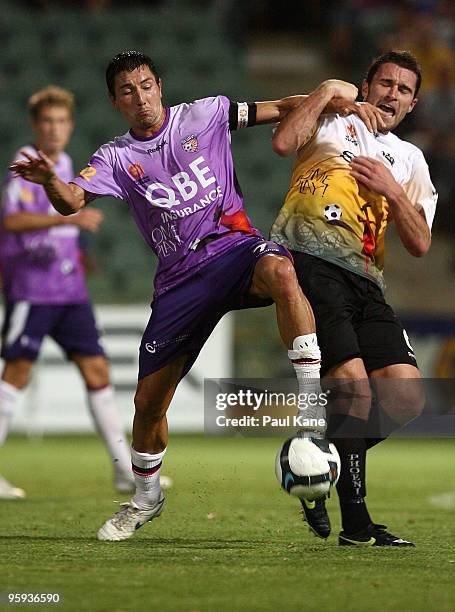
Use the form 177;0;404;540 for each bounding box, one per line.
255;96;306;125
3;208;104;233
271;80;358;156
9;149;89;216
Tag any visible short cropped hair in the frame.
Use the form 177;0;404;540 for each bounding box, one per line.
28;85;74;120
106;50;160;97
365;51;422;97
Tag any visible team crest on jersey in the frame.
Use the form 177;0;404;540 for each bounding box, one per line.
181;134;198;153
345;123;359;145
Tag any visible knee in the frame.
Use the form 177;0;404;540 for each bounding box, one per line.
82;358;110;390
259;257;299;301
327;378;372;420
383;385;425;425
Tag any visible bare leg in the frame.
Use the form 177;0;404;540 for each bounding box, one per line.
132;355;187;453
249;254;324;432
2;359;33;390
249;255;315;348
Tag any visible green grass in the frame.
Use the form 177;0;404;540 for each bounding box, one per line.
1;436;454;612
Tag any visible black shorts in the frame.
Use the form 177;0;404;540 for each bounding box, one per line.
291;251;418;376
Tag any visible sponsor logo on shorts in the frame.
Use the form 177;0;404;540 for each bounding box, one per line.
18;335;41;352
253;241;281;255
145;341;157;354
144;334;191;354
181;134;198;153
403;329;416;360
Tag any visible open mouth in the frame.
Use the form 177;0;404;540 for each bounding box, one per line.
378;103;396;117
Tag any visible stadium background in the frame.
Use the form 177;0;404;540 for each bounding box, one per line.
0;3;455;611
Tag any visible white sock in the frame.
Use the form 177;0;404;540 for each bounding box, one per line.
87;385;131;476
288;334;325;433
0;380;21;446
131;446;166;509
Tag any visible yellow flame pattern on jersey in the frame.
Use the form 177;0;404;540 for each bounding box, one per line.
271;148;390;289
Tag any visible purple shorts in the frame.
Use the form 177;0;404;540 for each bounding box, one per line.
1;302;105;362
139;237;292;380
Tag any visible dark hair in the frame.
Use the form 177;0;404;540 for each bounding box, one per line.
365;50;422;97
106;51;160;97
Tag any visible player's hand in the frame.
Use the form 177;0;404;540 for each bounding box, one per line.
9;149;56;185
350;156;401;200
331;101;387;133
322;79;358;103
69;208;104;233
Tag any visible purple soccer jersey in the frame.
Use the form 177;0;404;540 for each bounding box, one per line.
71;96;261;296
0;146;88;303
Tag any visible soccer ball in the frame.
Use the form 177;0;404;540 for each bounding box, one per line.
275;436;340;500
324;203;342;221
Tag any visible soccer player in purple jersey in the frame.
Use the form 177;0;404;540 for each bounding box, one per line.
10;52;358;540
0;86;135;498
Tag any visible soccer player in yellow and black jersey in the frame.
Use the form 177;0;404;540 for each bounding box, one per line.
271;51;437;546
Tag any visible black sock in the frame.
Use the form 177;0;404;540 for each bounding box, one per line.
328;415;372;533
339;496;372;534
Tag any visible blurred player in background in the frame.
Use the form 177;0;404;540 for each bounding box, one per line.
0;86;134;498
271;51;438;546
10;52;358;540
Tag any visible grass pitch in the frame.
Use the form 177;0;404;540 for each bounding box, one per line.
0;435;454;612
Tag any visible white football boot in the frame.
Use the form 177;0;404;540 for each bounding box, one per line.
0;475;26;499
97;497;165;541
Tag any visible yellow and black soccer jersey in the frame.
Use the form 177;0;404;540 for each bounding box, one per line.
270;113;437;290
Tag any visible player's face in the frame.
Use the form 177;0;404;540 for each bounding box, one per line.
362;62;418;132
111;65;164;136
32;105;74;156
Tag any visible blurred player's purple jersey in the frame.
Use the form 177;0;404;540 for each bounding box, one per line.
0;146;88;303
71;96;260;295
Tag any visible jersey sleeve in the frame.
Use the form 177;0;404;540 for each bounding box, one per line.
403;151;438;230
70;143;125;200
